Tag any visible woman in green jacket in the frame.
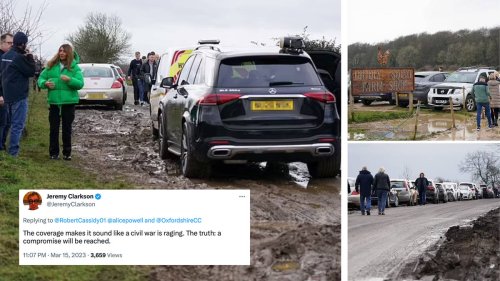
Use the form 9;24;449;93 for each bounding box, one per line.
38;44;83;160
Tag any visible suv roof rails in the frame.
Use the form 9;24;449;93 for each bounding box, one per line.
457;66;495;71
195;45;221;52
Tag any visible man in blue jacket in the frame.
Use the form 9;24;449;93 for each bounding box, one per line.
0;32;35;156
0;33;13;151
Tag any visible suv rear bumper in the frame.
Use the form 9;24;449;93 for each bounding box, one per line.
207;143;334;160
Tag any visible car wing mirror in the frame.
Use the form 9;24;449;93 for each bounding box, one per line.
160;77;176;89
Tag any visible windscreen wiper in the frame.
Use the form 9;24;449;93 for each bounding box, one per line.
269;81;304;86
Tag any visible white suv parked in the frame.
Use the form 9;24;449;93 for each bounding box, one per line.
427;67;495;111
459;182;477;200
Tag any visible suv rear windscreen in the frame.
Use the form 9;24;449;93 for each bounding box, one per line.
217;56;322;88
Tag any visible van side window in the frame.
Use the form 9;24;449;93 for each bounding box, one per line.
157;53;169;83
188;55;202;85
178;55;196;86
194;59;205;85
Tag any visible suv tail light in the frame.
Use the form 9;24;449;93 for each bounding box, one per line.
199;94;241;105
427;185;434;191
304;91;335;103
111;81;122;88
319;138;336;143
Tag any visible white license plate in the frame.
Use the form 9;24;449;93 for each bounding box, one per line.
435;100;448;104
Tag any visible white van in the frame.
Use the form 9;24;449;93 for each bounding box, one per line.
149;46;198;137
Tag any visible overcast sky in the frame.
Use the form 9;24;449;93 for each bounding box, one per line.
348;143;499;182
13;0;340;61
348;0;500;44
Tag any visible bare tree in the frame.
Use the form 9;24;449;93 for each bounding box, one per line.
0;0;47;43
459;150;499;185
301;26;340;53
434;177;446;183
401;165;412;180
271;26;340;53
67;12;130;63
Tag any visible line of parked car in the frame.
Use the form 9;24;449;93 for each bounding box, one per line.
347;177;500;209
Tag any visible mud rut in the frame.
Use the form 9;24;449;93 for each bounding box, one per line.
396;208;500;281
71;105;340;281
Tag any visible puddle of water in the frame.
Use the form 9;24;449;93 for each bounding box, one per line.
186;161;336;191
349;114;500;141
271;261;300;272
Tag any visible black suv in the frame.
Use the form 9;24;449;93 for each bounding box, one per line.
156;38;340;178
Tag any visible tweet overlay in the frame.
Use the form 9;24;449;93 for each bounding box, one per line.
19;190;250;265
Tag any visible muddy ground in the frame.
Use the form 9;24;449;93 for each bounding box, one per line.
397;208;500;281
71;102;340;281
348;102;500;141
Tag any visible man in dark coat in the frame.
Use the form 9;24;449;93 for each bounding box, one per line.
355;166;374;215
415;172;429;205
0;32;13;151
127;51;142;105
373;167;391;215
140;51;158;105
0;31;35;156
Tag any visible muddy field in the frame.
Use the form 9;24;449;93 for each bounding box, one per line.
349;102;500;141
397;208;500;281
71;102;340;281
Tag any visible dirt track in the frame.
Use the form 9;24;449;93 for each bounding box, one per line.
348;198;500;281
71;92;340;281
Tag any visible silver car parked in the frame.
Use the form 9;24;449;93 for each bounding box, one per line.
78;63;126;110
390;179;412;205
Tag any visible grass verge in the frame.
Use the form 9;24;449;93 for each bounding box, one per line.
349;110;412;123
0;90;150;281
